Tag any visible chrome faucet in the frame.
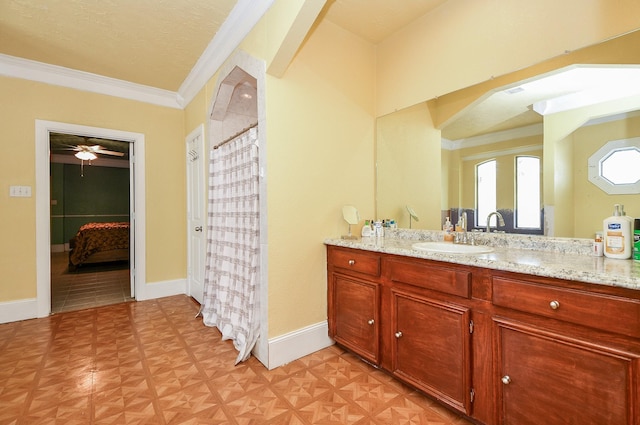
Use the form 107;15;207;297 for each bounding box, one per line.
460;212;468;243
454;211;475;245
486;211;505;233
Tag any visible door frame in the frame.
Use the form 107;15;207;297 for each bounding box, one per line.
35;120;146;317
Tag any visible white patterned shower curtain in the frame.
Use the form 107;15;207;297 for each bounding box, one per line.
201;127;260;364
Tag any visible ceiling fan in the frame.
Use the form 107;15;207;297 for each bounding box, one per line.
56;137;127;177
70;143;125;161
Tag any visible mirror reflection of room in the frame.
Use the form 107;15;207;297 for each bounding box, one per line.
376;30;640;238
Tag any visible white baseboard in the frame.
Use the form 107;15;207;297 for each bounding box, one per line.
267;321;334;369
0;298;38;324
137;278;186;301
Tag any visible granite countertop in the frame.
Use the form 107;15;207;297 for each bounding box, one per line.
324;229;640;291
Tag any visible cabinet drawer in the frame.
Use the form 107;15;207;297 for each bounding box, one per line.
388;259;471;298
328;247;381;277
493;277;640;338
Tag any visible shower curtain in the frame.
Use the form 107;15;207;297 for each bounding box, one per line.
201;127;260;364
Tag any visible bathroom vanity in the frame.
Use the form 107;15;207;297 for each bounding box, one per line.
325;232;640;425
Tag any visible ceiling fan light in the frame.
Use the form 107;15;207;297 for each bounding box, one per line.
75;151;97;161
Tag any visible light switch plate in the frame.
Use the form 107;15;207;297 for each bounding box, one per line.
9;186;32;197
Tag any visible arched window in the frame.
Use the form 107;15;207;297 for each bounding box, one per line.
476;160;496;227
515;156;541;229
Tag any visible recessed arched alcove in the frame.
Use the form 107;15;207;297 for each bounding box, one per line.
207;51;269;367
210;65;258;146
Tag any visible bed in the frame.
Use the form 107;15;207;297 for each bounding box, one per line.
69;222;130;271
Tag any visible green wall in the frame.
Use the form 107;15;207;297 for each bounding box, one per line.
50;163;130;244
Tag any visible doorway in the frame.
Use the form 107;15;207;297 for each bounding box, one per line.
49;134;132;313
35;120;147;318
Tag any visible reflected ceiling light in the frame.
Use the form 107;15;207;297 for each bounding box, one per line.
75;151;97;161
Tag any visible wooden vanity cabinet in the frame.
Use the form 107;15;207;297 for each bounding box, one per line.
329;274;380;364
327;246;477;415
327;246;381;364
492;274;640;425
390;289;472;414
387;258;474;415
326;244;640;425
495;319;637;425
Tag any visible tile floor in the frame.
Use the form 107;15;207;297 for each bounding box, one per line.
0;295;474;424
50;252;132;314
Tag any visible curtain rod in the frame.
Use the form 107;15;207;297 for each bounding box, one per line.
213;123;258;150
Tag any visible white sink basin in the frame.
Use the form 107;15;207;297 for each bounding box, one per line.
411;241;494;254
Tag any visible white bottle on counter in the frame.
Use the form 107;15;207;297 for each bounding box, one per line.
603;204;632;259
373;221;384;238
361;220;372;237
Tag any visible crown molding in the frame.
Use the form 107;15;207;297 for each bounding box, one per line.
177;0;275;107
0;53;182;109
0;0;274;110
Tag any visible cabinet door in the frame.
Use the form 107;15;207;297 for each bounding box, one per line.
330;274;380;364
390;289;472;414
496;320;637;425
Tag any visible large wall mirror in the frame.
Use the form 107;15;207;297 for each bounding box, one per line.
376;30;640;239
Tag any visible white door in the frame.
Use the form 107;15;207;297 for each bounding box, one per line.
186;125;206;304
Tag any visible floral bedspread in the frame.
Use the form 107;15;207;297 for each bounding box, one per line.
69;222;130;265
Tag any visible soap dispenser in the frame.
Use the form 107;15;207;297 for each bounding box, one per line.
443;217;454;242
603;204;632;259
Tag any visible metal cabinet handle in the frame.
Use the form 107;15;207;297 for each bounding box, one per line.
195;226;203;232
368;319;375;325
348;259;355;266
549;300;560;310
395;331;403;338
501;375;511;385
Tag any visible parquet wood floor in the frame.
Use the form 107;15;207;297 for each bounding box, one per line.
0;295;474;424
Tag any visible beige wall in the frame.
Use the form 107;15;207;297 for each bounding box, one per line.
376;0;640;117
0;77;185;302
572;112;640;238
184;8;377;338
377;103;442;230
545;95;640;238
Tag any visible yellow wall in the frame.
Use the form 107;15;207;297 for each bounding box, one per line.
544;95;640;237
0;77;185;302
377;103;441;230
261;19;376;338
572;112;640;238
376;0;640;117
184;7;377;338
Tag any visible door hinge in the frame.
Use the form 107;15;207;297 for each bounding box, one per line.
470;388;475;403
469;320;474;334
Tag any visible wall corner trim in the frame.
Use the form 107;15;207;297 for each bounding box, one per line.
136;279;187;301
266;321;334;370
0;298;38;324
